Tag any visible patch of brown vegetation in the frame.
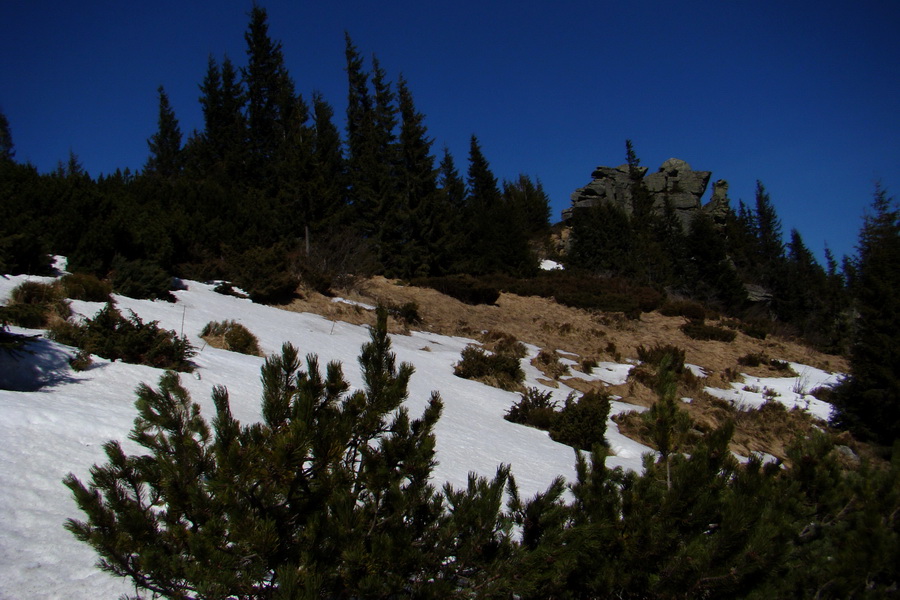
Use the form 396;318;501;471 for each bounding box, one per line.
276;276;850;461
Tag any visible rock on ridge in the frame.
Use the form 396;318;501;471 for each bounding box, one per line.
563;158;728;229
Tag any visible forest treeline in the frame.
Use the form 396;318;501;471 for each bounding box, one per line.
0;6;897;447
0;5;547;303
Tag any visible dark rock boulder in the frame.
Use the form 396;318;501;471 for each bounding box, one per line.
564;158;725;230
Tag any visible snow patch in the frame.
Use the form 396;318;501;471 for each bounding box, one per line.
331;297;376;310
540;259;563;271
704;363;842;421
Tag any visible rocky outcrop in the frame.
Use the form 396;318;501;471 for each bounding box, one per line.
563;158;726;229
704;179;731;225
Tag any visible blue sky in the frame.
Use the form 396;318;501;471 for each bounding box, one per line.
2;1;898;263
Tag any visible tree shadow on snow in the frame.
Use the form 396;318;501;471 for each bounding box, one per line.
0;336;81;391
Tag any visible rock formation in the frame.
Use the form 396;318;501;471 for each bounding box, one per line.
563;158;728;229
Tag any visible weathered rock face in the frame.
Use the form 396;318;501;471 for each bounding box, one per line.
563;158;726;229
704;179;731;225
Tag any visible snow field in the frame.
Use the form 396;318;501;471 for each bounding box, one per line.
0;269;841;599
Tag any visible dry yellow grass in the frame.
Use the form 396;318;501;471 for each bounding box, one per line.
276;276;850;462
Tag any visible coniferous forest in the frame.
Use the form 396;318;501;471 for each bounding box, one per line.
2;5;899;598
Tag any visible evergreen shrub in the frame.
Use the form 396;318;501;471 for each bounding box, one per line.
68;348;93;371
49;303;194;371
505;387;559;430
681;320;736;342
738;352;767;367
0;304;52;328
723;317;770;340
228;245;298;304
111;257;175;301
636;343;686;373
59;272;112;302
740;321;770;340
63;309;513;598
200;320;262;356
453;345;524;391
482;331;527;359
212;281;248;299
0;233;54;276
1;281;70;327
388;301;422;326
534;349;570;379
549;389;611;450
10;281;59;305
412;275;500;306
770;359;793;372
471;271;664;315
658;299;707;320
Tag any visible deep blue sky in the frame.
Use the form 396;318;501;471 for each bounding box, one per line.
2;1;898;262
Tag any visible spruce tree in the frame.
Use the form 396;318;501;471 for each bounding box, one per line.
832;186;900;446
437;147;467;273
685;211;747;310
343;34;381;238
462;136;535;275
392;75;443;277
625;140;670;284
502;174;551;239
197;55;248;181
309;92;347;229
0;108;14;162
144;85;183;180
242;4;298;172
241;4;314;244
752;181;786;286
567;200;634;276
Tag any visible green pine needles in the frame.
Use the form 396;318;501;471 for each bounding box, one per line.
64;308;512;599
64;309;900;598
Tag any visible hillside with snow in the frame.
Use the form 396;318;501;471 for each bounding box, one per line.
0;264;843;599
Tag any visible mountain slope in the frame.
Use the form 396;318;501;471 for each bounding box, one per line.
0;269;845;599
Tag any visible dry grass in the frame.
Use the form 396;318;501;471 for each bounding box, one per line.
276;276;851;461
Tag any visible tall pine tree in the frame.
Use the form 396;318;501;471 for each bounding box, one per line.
144;86;183;180
392;75;442;277
0;108;14;162
309;92;347;230
197;55;248;181
832;186;900;446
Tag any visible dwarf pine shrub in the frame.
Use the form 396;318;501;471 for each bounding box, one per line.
200;320;261;356
637;343;686;373
548;389;611;450
49;303;194;371
681;320;736;342
505;387;559;430
111;257;175;301
482;331;528;359
63;308;513;598
388;301;423;326
10;281;59;305
59;272;112;302
413;275;500;306
534;349;571;380
453;345;524;391
658;299;708;320
1;281;70;328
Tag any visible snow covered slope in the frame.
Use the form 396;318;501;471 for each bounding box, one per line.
0;275;651;599
0;268;843;599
